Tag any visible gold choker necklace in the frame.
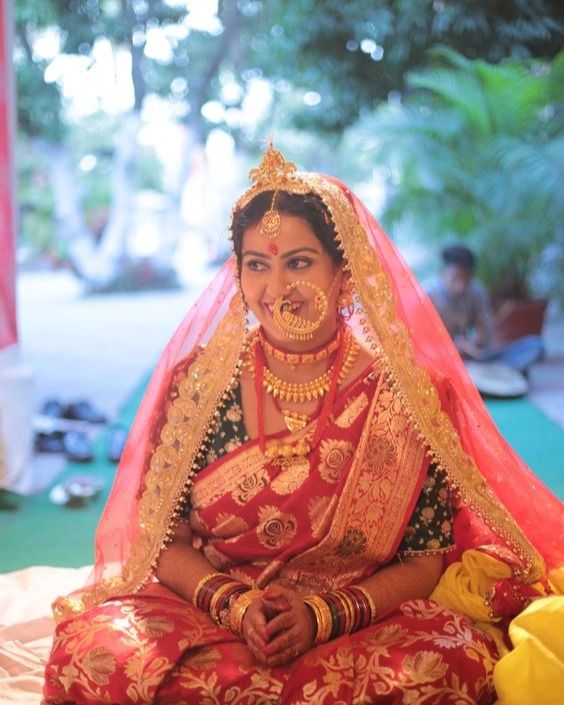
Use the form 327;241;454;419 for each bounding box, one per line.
259;328;341;367
262;330;359;404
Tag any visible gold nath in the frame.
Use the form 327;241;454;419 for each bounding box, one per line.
272;281;329;341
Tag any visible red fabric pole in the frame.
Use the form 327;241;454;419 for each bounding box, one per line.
0;0;17;350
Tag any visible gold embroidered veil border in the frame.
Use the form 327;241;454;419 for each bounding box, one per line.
54;146;547;622
231;147;544;581
53;294;248;620
301;173;544;581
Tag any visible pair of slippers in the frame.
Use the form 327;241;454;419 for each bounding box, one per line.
41;399;107;424
49;474;105;508
34;429;94;463
34;426;128;464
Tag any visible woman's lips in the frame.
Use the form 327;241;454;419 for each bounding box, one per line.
264;301;303;315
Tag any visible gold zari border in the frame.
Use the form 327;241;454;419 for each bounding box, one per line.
54;295;248;621
297;173;543;580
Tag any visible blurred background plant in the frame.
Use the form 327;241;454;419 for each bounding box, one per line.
14;0;564;302
349;47;564;306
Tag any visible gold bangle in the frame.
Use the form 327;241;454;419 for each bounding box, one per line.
192;572;225;607
354;585;378;624
229;589;263;637
304;595;332;644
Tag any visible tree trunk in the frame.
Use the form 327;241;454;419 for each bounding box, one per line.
94;111;140;268
37;112;144;289
34;138;94;280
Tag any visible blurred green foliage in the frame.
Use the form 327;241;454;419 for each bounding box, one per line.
12;0;564;298
17;142;57;257
350;48;564;303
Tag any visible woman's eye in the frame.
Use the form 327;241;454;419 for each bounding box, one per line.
246;260;268;271
288;257;311;270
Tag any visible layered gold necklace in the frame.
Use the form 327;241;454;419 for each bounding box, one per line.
262;330;358;403
252;325;360;455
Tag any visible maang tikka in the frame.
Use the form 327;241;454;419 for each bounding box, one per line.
260;190;281;239
236;143;301;241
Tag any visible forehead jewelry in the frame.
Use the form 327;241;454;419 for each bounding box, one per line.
272;281;329;341
260;191;281;239
268;241;279;255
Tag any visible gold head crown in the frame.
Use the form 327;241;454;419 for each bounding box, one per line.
231;144;312;234
247;143;297;190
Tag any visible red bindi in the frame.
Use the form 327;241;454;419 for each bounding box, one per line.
268;242;279;255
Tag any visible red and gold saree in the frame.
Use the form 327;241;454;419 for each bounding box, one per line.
43;149;562;705
45;366;500;704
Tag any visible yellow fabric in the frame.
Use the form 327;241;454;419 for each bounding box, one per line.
430;549;512;655
431;549;511;622
493;595;564;705
548;566;564;595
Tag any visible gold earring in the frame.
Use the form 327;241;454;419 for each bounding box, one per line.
338;278;355;319
272;281;329;341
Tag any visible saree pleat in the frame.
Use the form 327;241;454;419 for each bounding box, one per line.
45;592;498;705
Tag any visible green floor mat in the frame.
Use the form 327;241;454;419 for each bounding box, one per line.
0;381;146;573
486;397;564;499
1;386;562;573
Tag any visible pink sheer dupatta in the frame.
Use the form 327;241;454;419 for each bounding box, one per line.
337;178;562;570
53;163;562;621
90;261;238;587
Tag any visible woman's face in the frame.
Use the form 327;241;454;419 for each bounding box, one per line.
240;213;343;349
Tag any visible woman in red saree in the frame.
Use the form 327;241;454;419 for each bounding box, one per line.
43;146;563;705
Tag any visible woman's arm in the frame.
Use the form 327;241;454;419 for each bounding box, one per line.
361;552;444;614
155;521;219;602
257;552;444;667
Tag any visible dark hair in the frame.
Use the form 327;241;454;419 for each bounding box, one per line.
441;244;476;273
231;191;343;266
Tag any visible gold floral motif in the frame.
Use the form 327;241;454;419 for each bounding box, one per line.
232;466;269;505
318;439;355;483
224;438;242;454
270;457;310;495
334;391;370;429
364;436;397;471
191;445;267;509
337;527;367;557
402;650;449;684
189;510;208;534
226;402;242;423
203;543;232;569
134;616;175;638
256;505;297;549
81;646;117;686
212;512;250;538
181;647;221;671
421;506;436;524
